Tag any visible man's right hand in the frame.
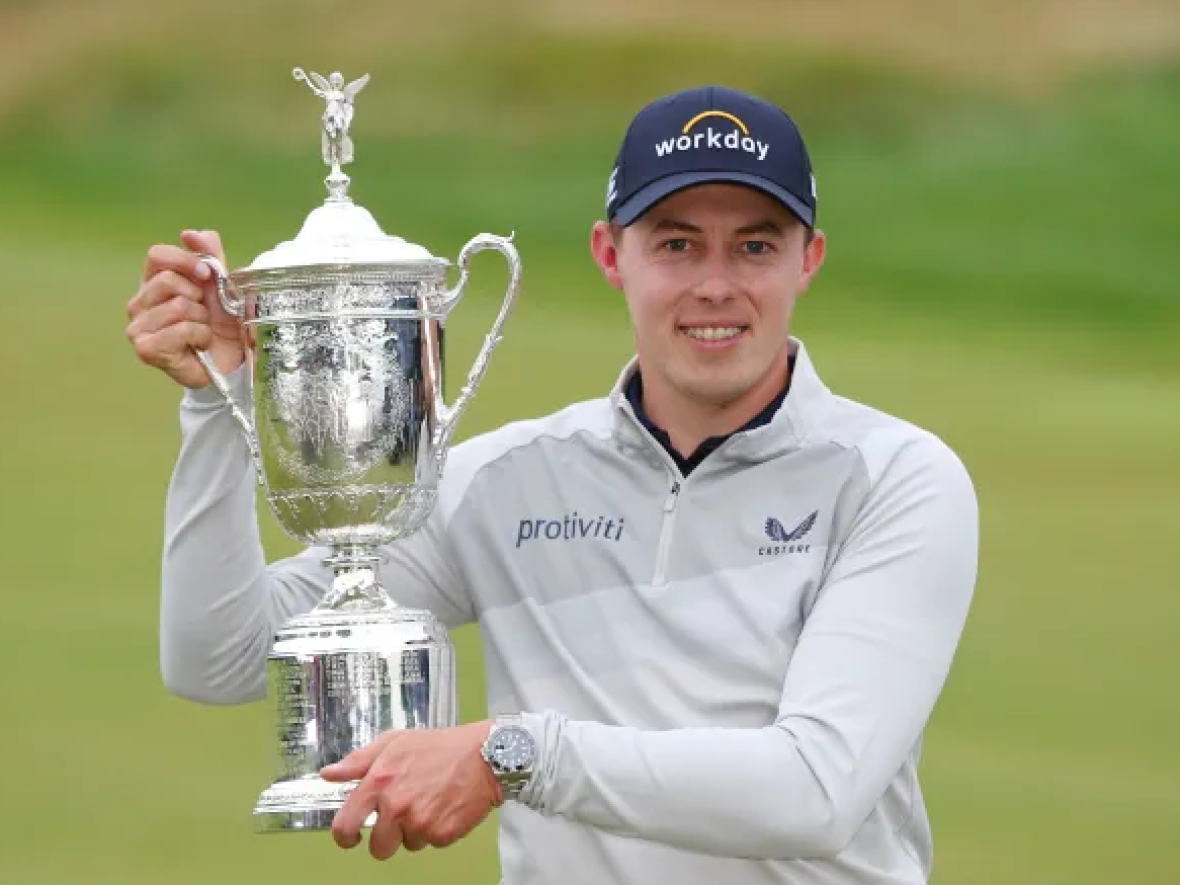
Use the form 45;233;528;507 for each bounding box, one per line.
127;229;244;390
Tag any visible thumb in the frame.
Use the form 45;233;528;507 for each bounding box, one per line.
180;228;227;265
180;229;234;322
320;734;395;782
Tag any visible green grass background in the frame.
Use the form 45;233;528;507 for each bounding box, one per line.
1;4;1178;883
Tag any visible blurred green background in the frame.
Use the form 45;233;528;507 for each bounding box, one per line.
1;1;1177;883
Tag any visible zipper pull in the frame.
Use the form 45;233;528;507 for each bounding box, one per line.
664;480;681;512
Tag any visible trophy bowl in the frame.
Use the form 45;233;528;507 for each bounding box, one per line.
190;68;521;833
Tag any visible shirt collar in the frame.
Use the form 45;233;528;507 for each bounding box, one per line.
619;352;794;475
609;337;830;467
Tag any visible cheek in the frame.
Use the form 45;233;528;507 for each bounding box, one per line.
757;268;804;316
748;290;796;334
619;268;675;328
623;291;667;337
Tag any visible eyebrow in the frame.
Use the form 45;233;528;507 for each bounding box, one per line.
651;219;703;234
736;219;786;236
649;218;786;236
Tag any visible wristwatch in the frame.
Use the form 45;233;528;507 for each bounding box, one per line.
480;714;538;801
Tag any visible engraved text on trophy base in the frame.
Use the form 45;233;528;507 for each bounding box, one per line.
268;646;450;785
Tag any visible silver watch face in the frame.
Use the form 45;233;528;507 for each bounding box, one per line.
490;725;535;772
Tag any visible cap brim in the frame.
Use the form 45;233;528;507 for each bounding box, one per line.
612;171;814;228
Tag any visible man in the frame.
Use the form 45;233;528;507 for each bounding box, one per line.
126;85;979;884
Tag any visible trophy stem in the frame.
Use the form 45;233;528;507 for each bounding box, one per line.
315;544;396;613
325;166;351;202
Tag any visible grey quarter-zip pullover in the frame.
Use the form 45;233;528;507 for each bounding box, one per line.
159;336;980;885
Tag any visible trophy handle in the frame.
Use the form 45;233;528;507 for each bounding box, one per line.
191;254;265;487
432;232;521;452
195;253;246;317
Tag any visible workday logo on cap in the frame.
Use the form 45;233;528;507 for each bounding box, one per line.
606;85;817;229
655;110;770;162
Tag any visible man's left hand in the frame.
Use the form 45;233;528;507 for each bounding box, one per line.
321;720;501;860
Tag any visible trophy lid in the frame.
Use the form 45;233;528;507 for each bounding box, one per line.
246;199;441;271
245;68;445;273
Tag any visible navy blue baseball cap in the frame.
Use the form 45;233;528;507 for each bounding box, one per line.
605;85;817;228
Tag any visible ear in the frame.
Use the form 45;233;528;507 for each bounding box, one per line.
590;220;624;291
797;228;827;294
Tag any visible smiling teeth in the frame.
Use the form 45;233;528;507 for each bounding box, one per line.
684;327;743;341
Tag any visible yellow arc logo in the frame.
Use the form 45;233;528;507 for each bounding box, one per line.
682;111;750;136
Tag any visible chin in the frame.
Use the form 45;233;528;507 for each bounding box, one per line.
676;369;760;408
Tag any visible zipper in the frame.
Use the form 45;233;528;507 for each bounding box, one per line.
616;399;724;588
652;478;681;587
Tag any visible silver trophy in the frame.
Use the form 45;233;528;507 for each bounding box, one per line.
189;67;521;833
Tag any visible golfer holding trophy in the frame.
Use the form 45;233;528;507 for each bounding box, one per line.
129;68;979;885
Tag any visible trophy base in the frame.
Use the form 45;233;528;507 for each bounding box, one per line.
251;556;457;836
253;777;377;834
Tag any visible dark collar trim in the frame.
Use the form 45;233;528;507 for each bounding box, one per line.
624;354;794;476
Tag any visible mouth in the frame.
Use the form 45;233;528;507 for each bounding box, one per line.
679;325;749;348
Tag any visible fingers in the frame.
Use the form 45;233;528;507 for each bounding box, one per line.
127;271;203;323
181;228;226;266
331;786;380;851
402;831;429;852
141;243;214;289
367;793;405;861
127;290;211;338
139;229;225;283
131;322;213;370
136;230;226;318
324;735;401;851
321;735;394;782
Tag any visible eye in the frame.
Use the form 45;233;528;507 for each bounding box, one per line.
742;240;774;256
661;238;690;253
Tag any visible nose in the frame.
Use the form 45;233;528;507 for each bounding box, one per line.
689;272;736;304
691;257;738;302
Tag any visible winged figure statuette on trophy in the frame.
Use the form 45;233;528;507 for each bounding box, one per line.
292;67;372;200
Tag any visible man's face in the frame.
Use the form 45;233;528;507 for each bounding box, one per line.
591;183;825;410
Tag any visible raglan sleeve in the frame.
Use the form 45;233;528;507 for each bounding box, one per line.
511;432;980;860
158;370;476;706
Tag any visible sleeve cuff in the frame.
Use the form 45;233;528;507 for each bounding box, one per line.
516;710;565;813
181;362;251;410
